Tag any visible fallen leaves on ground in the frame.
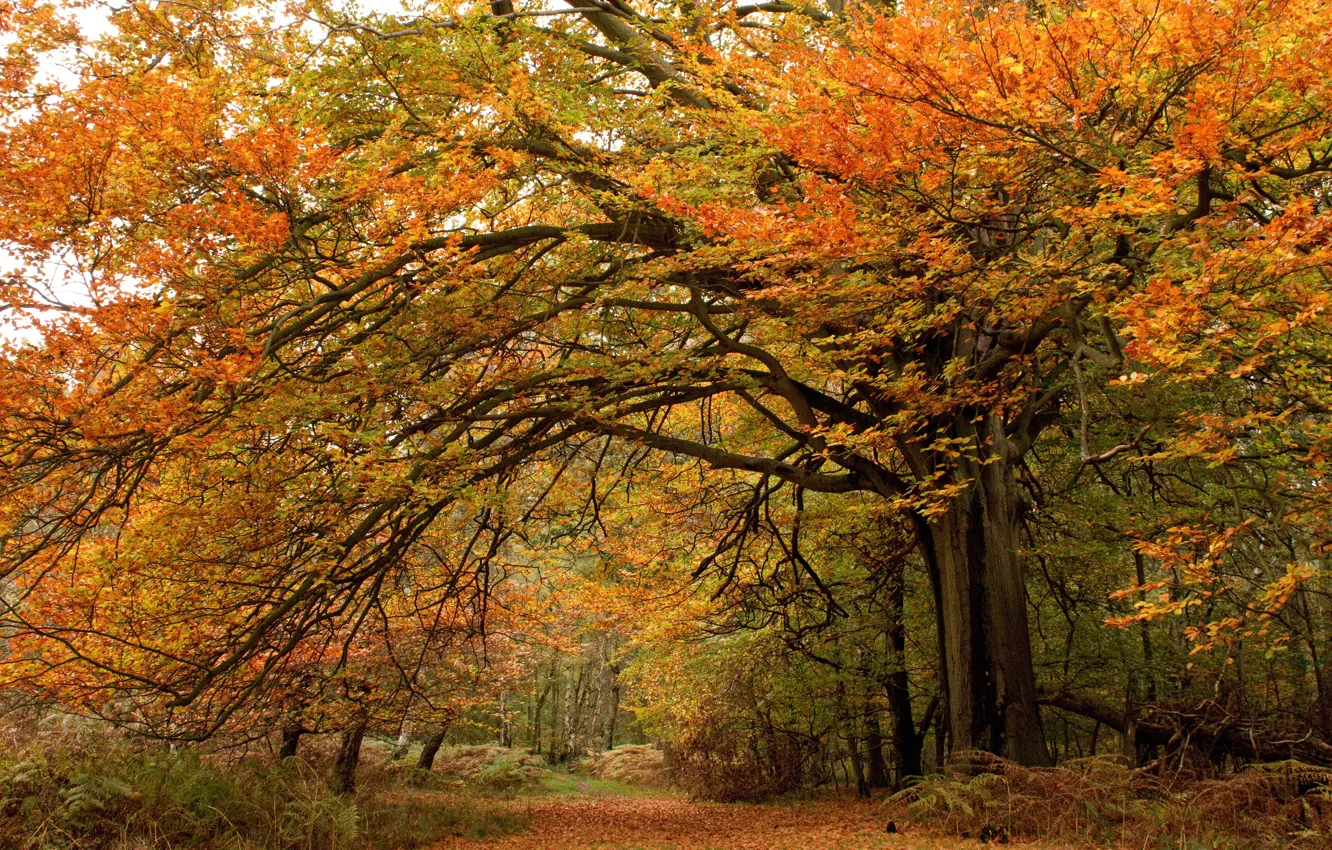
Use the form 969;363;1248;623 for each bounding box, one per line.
427;793;1030;850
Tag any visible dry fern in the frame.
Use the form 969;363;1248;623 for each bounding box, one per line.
885;752;1331;848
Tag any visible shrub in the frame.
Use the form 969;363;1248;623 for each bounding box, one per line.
432;745;545;790
0;719;526;850
586;746;670;788
886;751;1332;849
475;753;540;793
0;743;362;850
669;719;815;803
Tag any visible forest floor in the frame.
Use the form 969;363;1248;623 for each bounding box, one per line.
423;781;1032;850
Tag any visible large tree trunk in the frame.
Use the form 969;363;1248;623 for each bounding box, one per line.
919;416;1049;766
332;722;367;795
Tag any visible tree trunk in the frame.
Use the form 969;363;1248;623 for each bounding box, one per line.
548;655;564;763
603;665;621;751
934;716;947;772
390;728;411;761
883;555;924;782
279;724;303;759
332;722;367;795
847;729;870;799
886;680;923;781
864;706;889;788
1134;553;1159;704
590;649;609;751
417;724;448;771
919;415;1048;766
836;682;870;799
562;664;583;763
1299;587;1331;737
915;694;942;778
532;670;551;754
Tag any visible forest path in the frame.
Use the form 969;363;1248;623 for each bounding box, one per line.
425;792;1021;850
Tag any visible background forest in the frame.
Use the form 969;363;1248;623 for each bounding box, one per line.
1;0;1332;846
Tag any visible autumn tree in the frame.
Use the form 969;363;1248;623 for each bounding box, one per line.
2;0;1332;771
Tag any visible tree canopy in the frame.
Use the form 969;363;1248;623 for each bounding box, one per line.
2;0;1332;779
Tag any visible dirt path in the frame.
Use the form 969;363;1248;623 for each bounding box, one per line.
427;794;1008;849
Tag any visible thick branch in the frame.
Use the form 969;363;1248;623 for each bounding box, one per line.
600;422;866;493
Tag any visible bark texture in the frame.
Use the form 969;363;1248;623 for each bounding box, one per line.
920;416;1049;766
417;725;448;771
332;722;367;795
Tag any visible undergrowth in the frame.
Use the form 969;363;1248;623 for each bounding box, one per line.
887;751;1332;849
431;745;547;793
0;718;527;850
576;745;671;789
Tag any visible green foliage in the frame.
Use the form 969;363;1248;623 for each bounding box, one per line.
0;742;356;850
0;726;525;850
476;752;539;793
432;745;547;792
